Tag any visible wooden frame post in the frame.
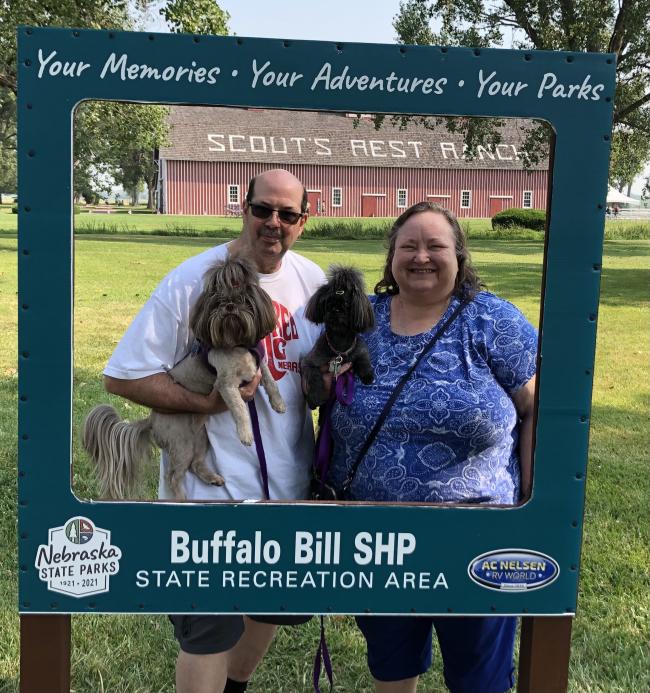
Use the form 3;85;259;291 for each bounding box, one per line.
518;616;573;693
20;615;71;693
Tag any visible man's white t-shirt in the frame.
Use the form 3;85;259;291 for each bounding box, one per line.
105;243;325;501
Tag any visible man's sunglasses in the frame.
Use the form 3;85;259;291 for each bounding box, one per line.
247;202;304;225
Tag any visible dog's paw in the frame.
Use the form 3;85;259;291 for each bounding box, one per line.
238;429;254;446
271;397;287;414
361;370;375;385
209;473;225;487
192;463;226;488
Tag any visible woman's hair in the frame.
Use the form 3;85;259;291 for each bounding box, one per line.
374;201;484;297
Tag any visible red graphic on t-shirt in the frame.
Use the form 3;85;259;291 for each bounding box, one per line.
264;301;301;380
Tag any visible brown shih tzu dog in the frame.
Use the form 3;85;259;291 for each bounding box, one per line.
82;256;285;500
301;265;375;409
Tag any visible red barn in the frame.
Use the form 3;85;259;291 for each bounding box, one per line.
158;107;549;218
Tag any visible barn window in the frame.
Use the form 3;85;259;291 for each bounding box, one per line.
460;190;472;209
228;185;240;204
523;190;533;208
397;188;408;208
332;187;343;207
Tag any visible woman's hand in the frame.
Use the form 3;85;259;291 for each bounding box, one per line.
319;361;352;394
301;361;352;399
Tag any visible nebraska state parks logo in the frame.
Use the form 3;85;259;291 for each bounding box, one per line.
35;517;122;598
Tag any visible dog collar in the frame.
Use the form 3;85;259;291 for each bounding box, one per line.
325;333;357;357
190;339;217;375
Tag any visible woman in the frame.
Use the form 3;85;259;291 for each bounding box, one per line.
328;202;538;693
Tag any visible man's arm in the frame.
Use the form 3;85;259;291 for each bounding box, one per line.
105;370;263;415
104;373;227;415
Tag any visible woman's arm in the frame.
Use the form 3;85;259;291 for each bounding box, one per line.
511;375;537;502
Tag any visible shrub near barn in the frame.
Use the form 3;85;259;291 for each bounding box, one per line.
492;208;546;231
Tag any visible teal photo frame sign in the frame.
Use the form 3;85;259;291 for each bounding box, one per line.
18;27;615;615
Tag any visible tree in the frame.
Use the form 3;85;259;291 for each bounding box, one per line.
1;1;136;200
608;126;650;193
72;100;170;208
97;102;169;209
393;0;650;189
0;1;133;95
161;0;229;35
0;0;229;204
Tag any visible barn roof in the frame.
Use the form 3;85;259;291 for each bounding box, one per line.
159;106;549;171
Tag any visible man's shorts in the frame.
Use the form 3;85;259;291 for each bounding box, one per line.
169;614;312;655
169;615;245;655
355;615;516;693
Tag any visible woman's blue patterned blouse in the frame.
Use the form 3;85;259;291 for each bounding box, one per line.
329;291;538;504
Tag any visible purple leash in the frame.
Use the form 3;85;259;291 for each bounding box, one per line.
314;371;354;496
247;399;270;500
246;341;271;500
312;372;354;693
313;615;334;693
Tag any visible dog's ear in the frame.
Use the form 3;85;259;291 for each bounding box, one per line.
304;282;330;324
250;285;278;340
350;283;375;332
190;261;227;343
231;256;258;288
201;261;226;296
336;267;374;333
190;286;210;344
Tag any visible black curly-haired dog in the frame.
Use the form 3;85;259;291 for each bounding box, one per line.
301;265;375;409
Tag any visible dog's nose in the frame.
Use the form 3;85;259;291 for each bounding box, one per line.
225;303;235;313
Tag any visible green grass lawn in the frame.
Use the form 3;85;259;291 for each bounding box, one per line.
0;209;402;235
1;208;646;242
0;235;648;692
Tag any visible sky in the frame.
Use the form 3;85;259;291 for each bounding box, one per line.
145;0;401;43
147;0;648;196
218;0;400;45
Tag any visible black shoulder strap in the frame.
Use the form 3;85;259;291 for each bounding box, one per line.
341;296;471;495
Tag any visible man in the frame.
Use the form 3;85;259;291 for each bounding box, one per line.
103;169;325;693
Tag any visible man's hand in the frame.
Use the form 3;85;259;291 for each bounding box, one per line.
201;384;229;415
238;369;262;402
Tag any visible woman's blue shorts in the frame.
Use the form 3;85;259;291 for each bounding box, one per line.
355;614;517;693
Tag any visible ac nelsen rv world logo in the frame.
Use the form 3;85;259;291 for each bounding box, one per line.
468;549;560;592
35;517;122;598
